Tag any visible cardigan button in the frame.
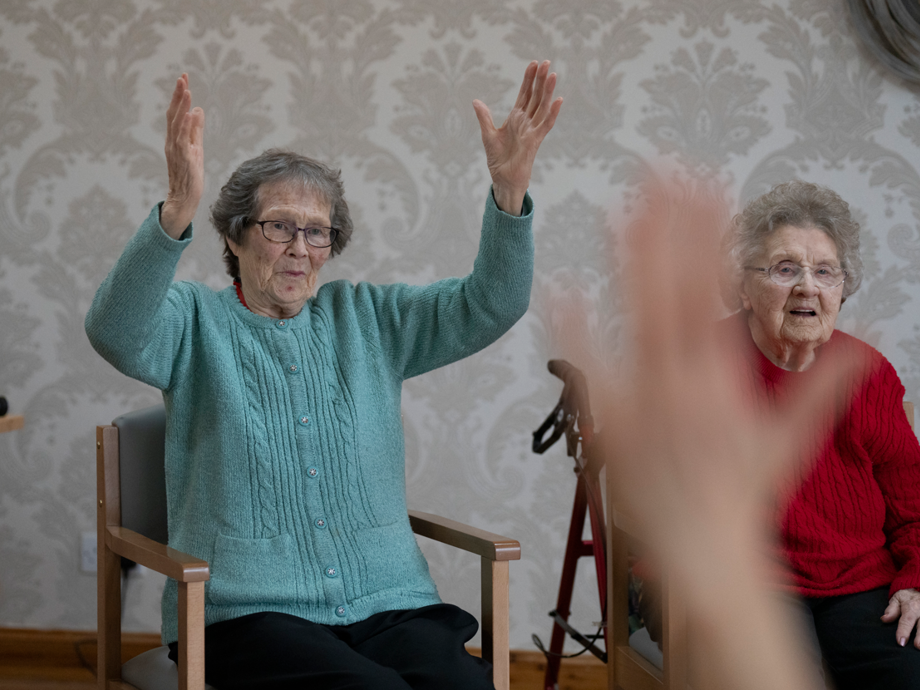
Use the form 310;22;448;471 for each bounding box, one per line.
325;566;338;578
299;415;309;426
289;364;298;373
315;518;326;529
335;605;347;617
276;320;287;328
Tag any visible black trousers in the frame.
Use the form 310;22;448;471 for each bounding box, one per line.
167;604;493;690
802;587;920;690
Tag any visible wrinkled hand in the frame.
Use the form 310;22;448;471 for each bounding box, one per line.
473;60;562;216
882;588;920;647
161;73;205;239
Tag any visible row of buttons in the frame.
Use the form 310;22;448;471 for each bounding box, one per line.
274;318;346;620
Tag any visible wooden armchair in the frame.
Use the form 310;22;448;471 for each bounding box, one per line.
97;404;521;690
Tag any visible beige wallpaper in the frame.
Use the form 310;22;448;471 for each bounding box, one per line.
1;0;919;651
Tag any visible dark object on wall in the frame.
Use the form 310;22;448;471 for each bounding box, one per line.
847;0;920;83
0;397;8;417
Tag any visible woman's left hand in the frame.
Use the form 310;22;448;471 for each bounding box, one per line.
881;588;920;647
473;60;562;216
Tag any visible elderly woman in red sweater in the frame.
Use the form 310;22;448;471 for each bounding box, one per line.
719;180;920;689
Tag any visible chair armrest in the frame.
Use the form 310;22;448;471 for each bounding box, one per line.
105;526;209;582
408;510;520;562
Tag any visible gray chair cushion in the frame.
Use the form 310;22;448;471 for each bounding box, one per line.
122;646;215;690
113;404;168;544
628;626;664;671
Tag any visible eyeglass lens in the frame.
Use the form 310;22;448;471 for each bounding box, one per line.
769;261;845;289
260;221;336;247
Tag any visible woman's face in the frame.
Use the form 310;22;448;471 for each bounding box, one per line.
227;181;332;319
739;224;844;360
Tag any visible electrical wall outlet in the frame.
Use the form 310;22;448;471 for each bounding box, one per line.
81;531;97;573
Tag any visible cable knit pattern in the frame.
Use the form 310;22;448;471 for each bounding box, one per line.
85;190;534;645
724;314;920;599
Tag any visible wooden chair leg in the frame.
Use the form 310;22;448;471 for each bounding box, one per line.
98;427;123;690
97;537;122;690
178;580;206;690
481;558;510;690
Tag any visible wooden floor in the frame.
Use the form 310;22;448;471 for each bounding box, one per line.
0;661;606;690
0;628;607;690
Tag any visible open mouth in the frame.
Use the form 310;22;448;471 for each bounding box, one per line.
789;309;816;317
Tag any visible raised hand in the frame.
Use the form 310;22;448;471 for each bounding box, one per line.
161;73;205;239
473;60;562;216
555;179;850;690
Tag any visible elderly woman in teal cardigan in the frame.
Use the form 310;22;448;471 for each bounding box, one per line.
86;65;562;690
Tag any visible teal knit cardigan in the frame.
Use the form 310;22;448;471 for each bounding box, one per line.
85;190;534;644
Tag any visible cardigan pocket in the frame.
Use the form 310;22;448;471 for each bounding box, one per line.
208;532;301;606
352;522;439;598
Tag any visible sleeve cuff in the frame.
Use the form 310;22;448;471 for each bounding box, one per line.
154;201;194;243
488;185;534;219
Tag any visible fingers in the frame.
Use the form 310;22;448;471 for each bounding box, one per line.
889;590;920;647
166;73;203;156
513;61;538;112
166;74;189;140
511;60;561;131
881;596;901;622
528;63;563;132
624;178;726;383
542;95;564;135
527;61;550;117
896;614;918;648
471;99;495;142
190;107;205;146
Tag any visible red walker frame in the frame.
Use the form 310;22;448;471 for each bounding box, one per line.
532;360;608;690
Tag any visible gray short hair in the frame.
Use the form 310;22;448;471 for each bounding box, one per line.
210;149;353;279
723;180;863;309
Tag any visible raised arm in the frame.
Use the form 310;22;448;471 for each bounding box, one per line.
473;60;562;216
85;73;204;389
160;73;205;238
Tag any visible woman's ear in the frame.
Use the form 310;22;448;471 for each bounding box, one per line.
226;236;241;257
739;277;753;311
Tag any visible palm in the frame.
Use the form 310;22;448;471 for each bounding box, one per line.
473;60;562;215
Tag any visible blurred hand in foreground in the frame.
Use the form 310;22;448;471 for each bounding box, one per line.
556;178;850;690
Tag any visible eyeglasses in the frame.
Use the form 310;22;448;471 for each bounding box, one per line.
255;220;339;248
746;261;847;289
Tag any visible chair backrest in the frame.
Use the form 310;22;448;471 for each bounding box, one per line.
113;404;169;544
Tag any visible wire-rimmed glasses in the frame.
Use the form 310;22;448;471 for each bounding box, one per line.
255;220;339;248
747;261;847;289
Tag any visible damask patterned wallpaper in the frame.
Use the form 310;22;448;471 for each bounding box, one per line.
1;0;919;651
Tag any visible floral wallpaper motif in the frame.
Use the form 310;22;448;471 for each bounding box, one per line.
1;0;918;651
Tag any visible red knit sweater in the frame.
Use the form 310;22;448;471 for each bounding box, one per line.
733;315;920;599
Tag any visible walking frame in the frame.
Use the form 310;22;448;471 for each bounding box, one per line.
532;360;608;690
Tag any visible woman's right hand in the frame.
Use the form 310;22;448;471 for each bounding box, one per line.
160;73;205;239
